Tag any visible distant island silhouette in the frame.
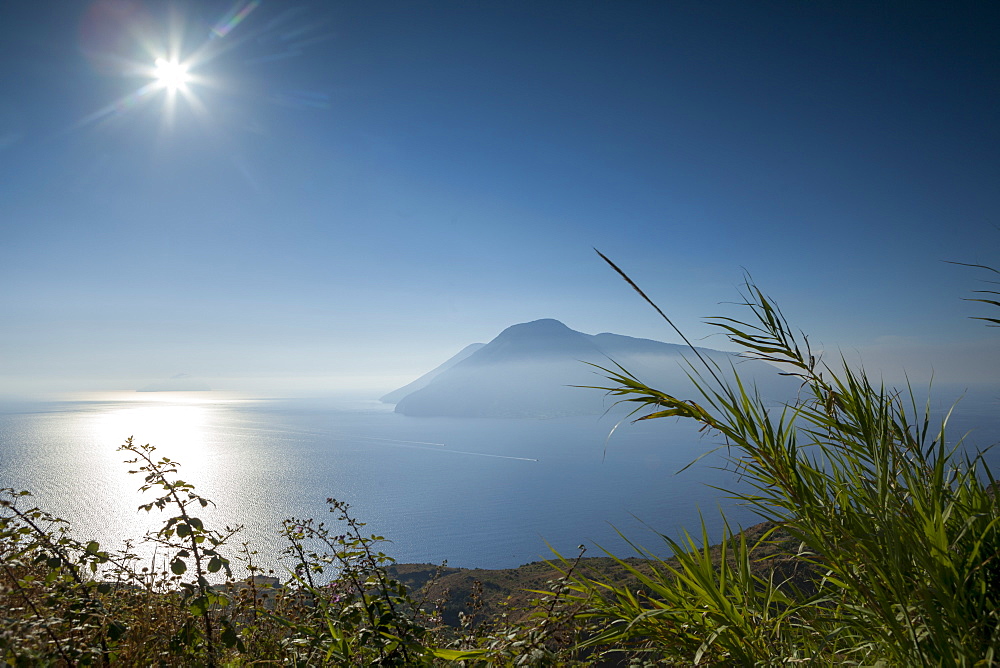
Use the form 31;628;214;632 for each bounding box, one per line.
383;319;795;418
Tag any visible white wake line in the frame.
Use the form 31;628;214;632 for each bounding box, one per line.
444;448;538;462
342;438;538;462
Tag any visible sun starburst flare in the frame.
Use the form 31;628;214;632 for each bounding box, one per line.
153;57;190;92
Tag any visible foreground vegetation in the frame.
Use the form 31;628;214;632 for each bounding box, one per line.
570;254;1000;664
2;258;998;665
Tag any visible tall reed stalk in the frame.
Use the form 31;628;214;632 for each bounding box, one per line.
569;253;1000;665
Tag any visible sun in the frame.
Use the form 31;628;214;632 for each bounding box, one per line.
74;0;265;131
153;57;190;91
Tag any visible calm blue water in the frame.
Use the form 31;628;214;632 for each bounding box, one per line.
1;387;997;575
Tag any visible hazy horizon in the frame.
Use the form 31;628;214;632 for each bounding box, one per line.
2;1;998;398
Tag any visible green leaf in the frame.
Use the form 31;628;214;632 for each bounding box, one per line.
189;596;208;616
432;648;492;659
221;623;238;648
170;558;187;575
108;620;127;642
207;556;222;573
209;591;230;607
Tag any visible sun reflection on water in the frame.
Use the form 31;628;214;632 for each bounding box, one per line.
84;393;250;519
96;403;211;468
60;392;253;569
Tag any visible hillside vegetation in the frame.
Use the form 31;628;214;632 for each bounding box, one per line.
2;258;998;665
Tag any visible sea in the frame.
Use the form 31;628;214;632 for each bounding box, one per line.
1;386;998;576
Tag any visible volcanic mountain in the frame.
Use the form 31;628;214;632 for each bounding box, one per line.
383;319;795;418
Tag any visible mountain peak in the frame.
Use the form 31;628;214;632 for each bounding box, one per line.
472;319;597;364
496;319;572;337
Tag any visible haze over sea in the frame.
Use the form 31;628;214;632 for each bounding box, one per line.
3;385;998;573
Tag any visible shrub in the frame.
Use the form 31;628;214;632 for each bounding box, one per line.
0;441;458;665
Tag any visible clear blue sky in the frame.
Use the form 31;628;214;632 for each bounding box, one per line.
1;0;998;396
